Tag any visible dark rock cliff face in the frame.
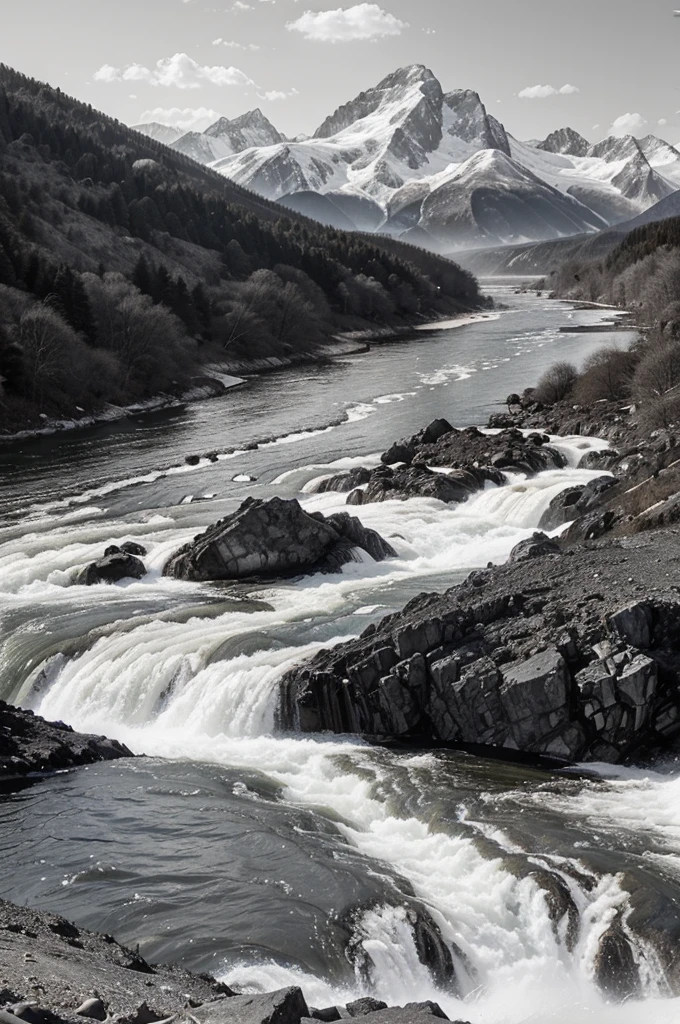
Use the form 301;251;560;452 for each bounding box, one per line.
0;703;132;780
537;128;590;158
163;498;396;582
278;530;680;764
442;90;511;156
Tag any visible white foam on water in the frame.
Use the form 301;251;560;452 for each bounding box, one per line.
10;430;680;1022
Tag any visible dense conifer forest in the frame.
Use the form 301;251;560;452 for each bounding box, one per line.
0;64;481;430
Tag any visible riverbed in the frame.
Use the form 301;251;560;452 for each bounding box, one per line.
3;283;678;1023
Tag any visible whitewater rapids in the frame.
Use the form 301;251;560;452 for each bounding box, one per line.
2;291;677;1023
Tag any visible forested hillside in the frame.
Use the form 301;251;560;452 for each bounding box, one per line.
533;216;680;429
0;64;481;431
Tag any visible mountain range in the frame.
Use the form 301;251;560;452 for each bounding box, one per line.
133;65;680;252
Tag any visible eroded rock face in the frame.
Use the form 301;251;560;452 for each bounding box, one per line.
278;530;680;763
163;498;396;582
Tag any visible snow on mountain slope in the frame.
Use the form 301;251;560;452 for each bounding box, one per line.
172;109;283;165
130;65;680;251
212;67;516;209
639;135;680;187
131;122;184;146
419;148;607;247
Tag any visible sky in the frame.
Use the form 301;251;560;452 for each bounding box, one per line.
3;0;680;145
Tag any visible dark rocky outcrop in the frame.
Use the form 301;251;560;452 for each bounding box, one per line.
322;421;567;509
163;498;396;582
380;421;565;475
278;528;680;764
76;552;146;587
346;464;503;507
0;703;132;780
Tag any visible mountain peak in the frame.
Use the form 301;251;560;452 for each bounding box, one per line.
537;127;589;158
313;65;443;141
588;134;643;162
442;89;510;156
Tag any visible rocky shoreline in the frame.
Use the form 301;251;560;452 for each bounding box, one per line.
0;899;468;1024
5;376;680;1010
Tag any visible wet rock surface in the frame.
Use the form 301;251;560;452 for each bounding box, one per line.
76;551;147;587
0;901;470;1024
279;528;680;764
0;703;132;780
317;421;566;507
163;497;396;582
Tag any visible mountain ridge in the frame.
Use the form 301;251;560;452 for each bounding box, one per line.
132;65;680;252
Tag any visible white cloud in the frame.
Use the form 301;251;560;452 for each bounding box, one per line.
609;112;647;137
213;38;262;50
138;106;221;131
287;3;407;42
93;53;254;90
258;87;298;101
518;83;580;99
659;117;668;126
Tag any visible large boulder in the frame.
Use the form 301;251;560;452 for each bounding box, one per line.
76;552;146;586
192;989;309;1024
538;486;587;531
508;532;561;563
163;498;397;582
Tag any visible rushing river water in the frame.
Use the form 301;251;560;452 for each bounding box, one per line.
2;284;679;1023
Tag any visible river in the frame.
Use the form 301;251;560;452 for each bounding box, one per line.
2;283;678;1023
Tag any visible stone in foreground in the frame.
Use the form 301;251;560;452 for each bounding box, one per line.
193;989;309;1024
163;497;396;582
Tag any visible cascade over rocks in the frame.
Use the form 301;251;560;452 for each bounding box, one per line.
163;498;396;582
326;421;566;508
0;702;132;780
278;528;680;764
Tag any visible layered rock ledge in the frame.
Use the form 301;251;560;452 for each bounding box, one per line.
278;528;680;764
163;497;396;582
0;703;132;781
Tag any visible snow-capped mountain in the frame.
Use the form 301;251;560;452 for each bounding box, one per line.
131;121;184;146
134;109;284;165
538;128;590;158
130;66;680;251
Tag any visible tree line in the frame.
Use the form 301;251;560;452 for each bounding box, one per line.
535;215;680;429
